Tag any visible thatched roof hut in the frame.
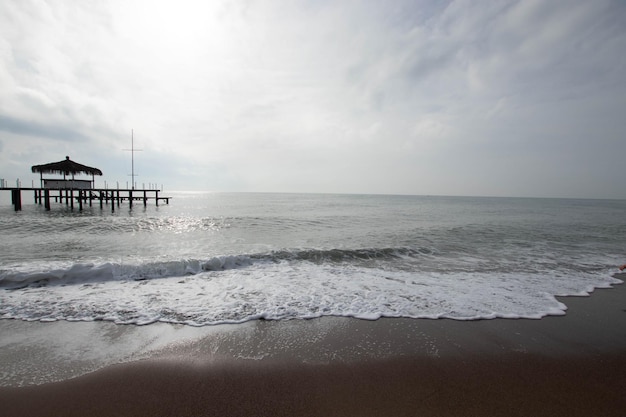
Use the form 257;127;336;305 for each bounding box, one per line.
31;156;102;189
31;156;103;177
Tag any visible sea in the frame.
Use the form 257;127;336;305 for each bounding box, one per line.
0;191;624;326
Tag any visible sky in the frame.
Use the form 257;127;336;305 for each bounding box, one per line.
1;0;625;198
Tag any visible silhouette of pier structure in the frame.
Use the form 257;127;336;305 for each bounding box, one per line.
1;156;170;211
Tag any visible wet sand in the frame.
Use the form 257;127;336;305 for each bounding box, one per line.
1;278;625;416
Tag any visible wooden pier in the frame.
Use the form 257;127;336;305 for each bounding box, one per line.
2;155;171;211
2;186;171;211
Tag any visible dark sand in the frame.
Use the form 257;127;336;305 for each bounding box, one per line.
1;278;625;417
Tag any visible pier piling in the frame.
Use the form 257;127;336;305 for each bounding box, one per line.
2;187;170;211
11;189;22;211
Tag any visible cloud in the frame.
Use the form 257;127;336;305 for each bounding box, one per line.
0;114;87;142
0;0;625;198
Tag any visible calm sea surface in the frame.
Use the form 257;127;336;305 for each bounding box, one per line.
0;192;624;324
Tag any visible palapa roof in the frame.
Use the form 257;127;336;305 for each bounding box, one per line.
31;156;103;176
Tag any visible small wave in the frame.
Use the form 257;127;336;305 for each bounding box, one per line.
260;247;434;264
0;255;254;289
0;247;430;289
0;264;116;289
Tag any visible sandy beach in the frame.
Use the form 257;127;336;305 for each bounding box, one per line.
1;276;625;416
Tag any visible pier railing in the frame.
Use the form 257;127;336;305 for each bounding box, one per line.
0;179;164;191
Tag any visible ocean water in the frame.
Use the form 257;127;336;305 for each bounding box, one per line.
0;192;624;325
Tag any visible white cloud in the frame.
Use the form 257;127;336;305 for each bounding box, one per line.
0;0;625;198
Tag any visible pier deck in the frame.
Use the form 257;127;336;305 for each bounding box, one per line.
1;187;171;211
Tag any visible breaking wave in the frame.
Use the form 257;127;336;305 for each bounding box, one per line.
0;247;433;289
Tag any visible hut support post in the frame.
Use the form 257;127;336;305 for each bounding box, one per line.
44;189;50;211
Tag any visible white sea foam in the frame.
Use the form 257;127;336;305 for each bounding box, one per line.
0;256;621;325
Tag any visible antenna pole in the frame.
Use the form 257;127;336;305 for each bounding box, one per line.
124;129;143;190
131;129;135;190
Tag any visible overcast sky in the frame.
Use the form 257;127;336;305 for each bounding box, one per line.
1;0;625;198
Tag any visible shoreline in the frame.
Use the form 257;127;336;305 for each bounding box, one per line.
1;277;625;416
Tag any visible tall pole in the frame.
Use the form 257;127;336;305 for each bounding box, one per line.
124;129;142;190
131;129;135;190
